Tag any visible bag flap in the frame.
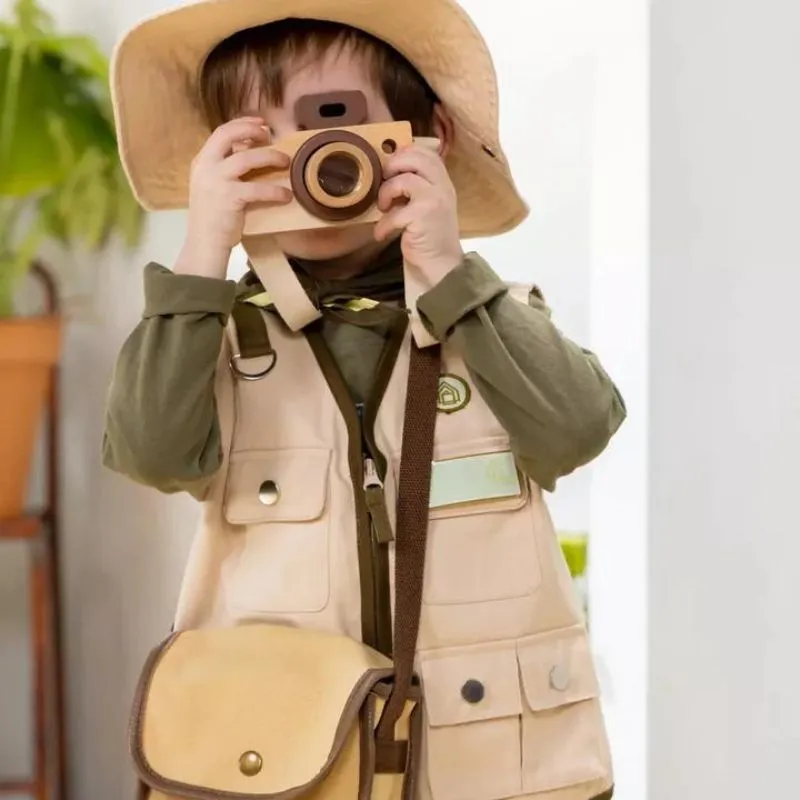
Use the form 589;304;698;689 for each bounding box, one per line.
131;624;392;798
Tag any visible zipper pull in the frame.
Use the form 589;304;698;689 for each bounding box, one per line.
363;458;394;544
363;457;382;490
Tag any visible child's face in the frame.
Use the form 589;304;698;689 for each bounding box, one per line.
249;45;398;264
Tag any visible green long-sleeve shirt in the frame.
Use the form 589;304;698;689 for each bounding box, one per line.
102;251;625;497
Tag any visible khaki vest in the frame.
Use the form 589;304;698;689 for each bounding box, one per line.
169;287;613;800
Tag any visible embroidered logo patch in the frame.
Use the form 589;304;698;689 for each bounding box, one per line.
437;374;471;414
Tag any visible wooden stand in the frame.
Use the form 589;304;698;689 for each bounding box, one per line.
0;264;68;800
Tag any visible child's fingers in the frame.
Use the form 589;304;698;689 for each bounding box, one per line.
374;205;413;242
199;118;271;163
237;180;293;206
383;144;447;184
223;145;291;178
377;172;429;212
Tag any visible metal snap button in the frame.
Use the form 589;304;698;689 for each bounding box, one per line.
549;665;571;692
461;679;485;704
258;480;280;506
239;750;263;776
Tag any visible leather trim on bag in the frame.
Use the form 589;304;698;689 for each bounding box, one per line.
375;740;407;774
402;703;424;800
358;694;377;800
371;678;422;702
128;633;178;756
130;632;394;800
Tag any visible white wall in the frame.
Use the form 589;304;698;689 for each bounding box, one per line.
586;3;649;799
0;0;633;798
649;0;800;796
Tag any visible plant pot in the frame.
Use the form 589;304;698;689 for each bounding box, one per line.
0;314;62;519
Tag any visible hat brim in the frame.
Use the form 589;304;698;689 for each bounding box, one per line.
110;0;529;238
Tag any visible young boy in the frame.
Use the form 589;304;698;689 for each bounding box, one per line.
107;2;623;799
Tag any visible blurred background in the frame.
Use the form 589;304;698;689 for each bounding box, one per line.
0;0;797;798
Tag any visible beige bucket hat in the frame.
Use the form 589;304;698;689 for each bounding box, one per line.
110;0;529;239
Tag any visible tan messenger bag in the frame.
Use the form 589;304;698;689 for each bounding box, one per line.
128;342;441;800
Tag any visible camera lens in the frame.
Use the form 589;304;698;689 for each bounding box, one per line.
292;130;382;220
316;152;361;198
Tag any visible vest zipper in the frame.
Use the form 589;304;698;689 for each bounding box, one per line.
363;457;394;545
357;402;394;657
359;404;393;544
304;313;407;659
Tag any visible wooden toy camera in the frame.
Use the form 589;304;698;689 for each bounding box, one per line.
242;90;435;236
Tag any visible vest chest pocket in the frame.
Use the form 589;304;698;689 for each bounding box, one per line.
419;629;612;800
222;448;332;615
395;441;542;606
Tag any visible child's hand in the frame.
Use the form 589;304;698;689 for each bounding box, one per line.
374;144;464;287
175;118;292;279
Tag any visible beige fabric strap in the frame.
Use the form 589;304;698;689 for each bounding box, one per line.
241;235;322;332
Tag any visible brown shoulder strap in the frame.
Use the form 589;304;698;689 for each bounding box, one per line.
376;341;441;740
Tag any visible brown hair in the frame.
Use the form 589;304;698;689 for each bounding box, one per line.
199;19;439;136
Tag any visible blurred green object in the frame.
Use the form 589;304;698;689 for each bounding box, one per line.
559;533;588;578
559;532;589;624
0;0;143;315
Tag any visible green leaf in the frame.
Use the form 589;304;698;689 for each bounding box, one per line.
36;192;68;243
113;164;145;247
0;0;145;313
10;0;55;35
38;34;109;81
0;48;116;195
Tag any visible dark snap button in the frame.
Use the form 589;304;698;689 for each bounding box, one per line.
461;679;485;704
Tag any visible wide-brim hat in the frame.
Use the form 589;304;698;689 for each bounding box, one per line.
110;0;529;238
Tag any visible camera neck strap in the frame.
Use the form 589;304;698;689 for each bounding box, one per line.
242;233;439;349
242;235;323;332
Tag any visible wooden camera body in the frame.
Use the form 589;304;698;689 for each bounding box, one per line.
242;91;416;237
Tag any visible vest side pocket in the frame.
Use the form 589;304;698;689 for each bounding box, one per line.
222;447;332;614
517;626;613;796
418;640;523;800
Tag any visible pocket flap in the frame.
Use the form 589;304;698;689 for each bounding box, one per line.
131;624;392;798
516;626;600;712
419;641;523;727
224;448;331;525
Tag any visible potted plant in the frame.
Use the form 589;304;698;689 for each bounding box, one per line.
0;0;144;518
